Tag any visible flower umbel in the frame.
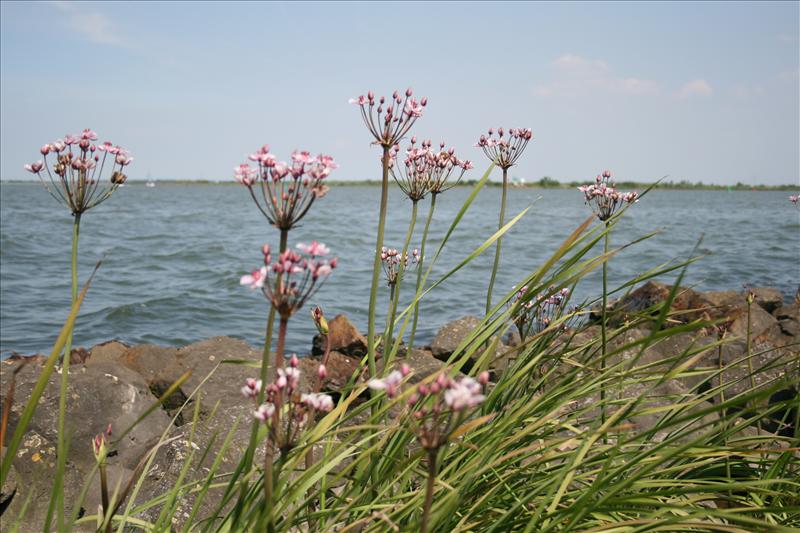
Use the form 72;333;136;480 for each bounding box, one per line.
350;88;427;146
240;242;337;319
243;356;333;454
234;146;337;230
578;170;638;222
390;138;473;199
25;129;131;214
512;286;572;341
381;246;420;286
475;127;533;169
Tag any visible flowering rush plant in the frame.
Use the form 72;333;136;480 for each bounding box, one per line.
241;241;337;319
25;128;132;214
350;88;426;146
381;246;420;286
242;355;333;455
234;146;337;231
475;127;533;169
578;170;638;222
512;286;572;341
368;368;489;449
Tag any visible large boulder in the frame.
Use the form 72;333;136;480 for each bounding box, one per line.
0;360;173;531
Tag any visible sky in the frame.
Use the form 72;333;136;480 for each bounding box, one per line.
1;1;798;185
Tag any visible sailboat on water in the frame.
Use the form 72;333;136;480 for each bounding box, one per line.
146;171;155;188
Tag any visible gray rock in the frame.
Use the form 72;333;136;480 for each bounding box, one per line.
0;361;172;531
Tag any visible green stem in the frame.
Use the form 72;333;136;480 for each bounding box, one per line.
367;146;391;380
100;463;110;533
486;167;508;315
366;146;391;498
53;212;81;530
410;194;437;352
264;445;275;533
239;228;289;519
384;284;396;362
421;449;438;533
275;316;289;367
385;200;418;367
601;225;609;445
718;341;731;486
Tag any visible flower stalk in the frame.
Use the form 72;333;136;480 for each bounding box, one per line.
26;129;130;528
476;128;533;314
577;170;637;444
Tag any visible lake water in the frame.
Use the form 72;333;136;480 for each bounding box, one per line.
1;181;798;356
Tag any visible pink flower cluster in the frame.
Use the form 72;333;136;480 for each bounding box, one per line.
475;127;533;169
578;170;638;221
381;246;420;286
234;145;337;230
242;355;334;454
790;195;799;206
24;129;132;214
389;137;473;199
369;368;489;450
350;88;427;146
512;286;572;339
240;242;337;318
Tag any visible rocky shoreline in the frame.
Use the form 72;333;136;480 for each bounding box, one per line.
1;282;797;529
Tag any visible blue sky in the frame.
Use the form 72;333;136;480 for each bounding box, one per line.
1;1;798;184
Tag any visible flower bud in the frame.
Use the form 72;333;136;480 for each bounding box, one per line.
290;354;299;368
406;87;413;97
420;97;427;106
318;364;327;379
311;305;329;334
401;363;410;377
478;371;490;385
92;424;113;465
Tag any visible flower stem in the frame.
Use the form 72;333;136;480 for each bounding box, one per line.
276;316;289;366
368;145;392;380
100;463;111;533
745;298;761;434
54;212;81;528
264;444;275;533
600;225;609;445
239;228;289;517
421;449;438;533
409;193;437;352
385;200;418;366
486;167;508;315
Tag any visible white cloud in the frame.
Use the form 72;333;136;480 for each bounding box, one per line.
49;1;129;47
677;79;713;99
534;54;660;97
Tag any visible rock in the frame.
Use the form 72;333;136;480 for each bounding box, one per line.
0;361;173;530
728;302;779;341
88;339;130;363
430;316;507;373
603;281;718;327
774;304;800;338
312;314;368;357
398;348;449;385
431;316;481;360
749;287;784;314
299;350;362;394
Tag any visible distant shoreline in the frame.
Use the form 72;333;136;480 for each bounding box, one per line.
2;179;797;191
